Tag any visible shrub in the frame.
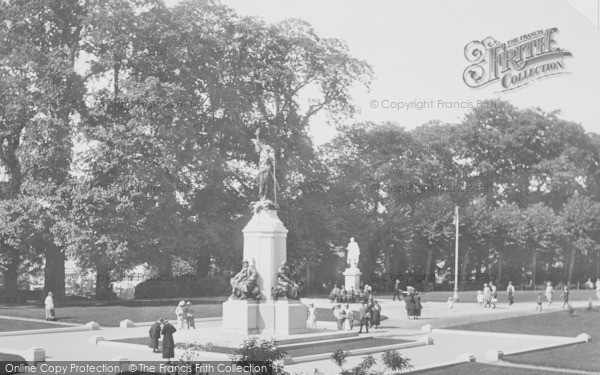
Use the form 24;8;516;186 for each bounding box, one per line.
330;349;412;375
232;337;288;375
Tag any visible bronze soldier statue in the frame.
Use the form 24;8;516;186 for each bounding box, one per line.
253;128;278;205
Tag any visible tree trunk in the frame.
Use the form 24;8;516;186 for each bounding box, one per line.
563;251;569;282
531;249;537;286
44;245;65;301
424;248;433;292
2;248;20;302
195;252;210;279
596;252;600;279
95;262;112;300
158;256;172;278
305;261;310;295
424;248;433;278
497;251;503;287
459;248;471;291
567;247;577;285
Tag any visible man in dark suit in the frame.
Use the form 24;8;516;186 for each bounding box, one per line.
161;319;177;363
148;318;163;353
358;302;371;333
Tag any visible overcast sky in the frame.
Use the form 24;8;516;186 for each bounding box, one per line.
166;0;600;145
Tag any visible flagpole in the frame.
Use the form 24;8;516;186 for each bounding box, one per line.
454;206;460;302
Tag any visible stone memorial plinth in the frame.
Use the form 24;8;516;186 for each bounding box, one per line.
343;267;362;291
222;209;308;336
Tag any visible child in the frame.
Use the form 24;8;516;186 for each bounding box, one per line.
536;293;543;311
476;290;484;307
447;297;454;309
586;298;595;312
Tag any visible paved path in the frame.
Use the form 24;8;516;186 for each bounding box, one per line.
0;299;592;373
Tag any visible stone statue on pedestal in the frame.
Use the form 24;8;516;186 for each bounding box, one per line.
272;262;299;300
346;237;360;269
230;260;259;300
251;128;278;213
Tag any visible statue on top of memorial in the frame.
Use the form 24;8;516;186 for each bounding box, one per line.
250;128;279;214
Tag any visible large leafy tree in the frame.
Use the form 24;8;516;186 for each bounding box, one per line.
61;0;371;296
0;0;85;300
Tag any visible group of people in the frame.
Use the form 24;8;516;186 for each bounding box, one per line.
329;284;373;304
539;282;573;311
147;300;197;362
175;300;195;330
148;318;177;362
476;282;498;308
331;300;382;333
403;288;423;319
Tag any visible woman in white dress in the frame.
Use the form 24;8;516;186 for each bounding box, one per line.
307;304;317;329
545;282;554;305
343;304;354;331
175;300;186;330
483;283;491;308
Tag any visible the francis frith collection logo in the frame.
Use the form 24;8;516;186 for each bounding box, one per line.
463;28;572;92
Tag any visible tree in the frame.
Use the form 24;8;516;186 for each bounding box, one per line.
560;196;600;284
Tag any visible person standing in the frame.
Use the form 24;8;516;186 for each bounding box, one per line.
561;285;570;309
358;302;370;333
307;304;317;329
343;304;354;331
185;302;195;329
490;282;497;309
596;278;600;302
175;301;186;330
333;304;343;330
536;293;543;311
148;319;163;353
393;279;402;302
507;281;515;306
476;291;484;307
405;292;416;319
414;292;423;319
371;301;381;328
161;320;177;363
44;292;55;321
483;283;491;308
545;282;554;305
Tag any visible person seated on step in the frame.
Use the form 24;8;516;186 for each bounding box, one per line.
340;289;348;303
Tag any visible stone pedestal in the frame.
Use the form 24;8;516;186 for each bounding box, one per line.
343;267;362;291
222;209;308;336
222;299;260;335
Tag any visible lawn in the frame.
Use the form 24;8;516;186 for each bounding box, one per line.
116;337;410;358
448;308;600;372
380;289;598;304
0;300;389;328
0;298;224;327
415;362;561;374
0;317;66;332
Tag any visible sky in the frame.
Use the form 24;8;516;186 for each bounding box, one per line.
163;0;600;145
